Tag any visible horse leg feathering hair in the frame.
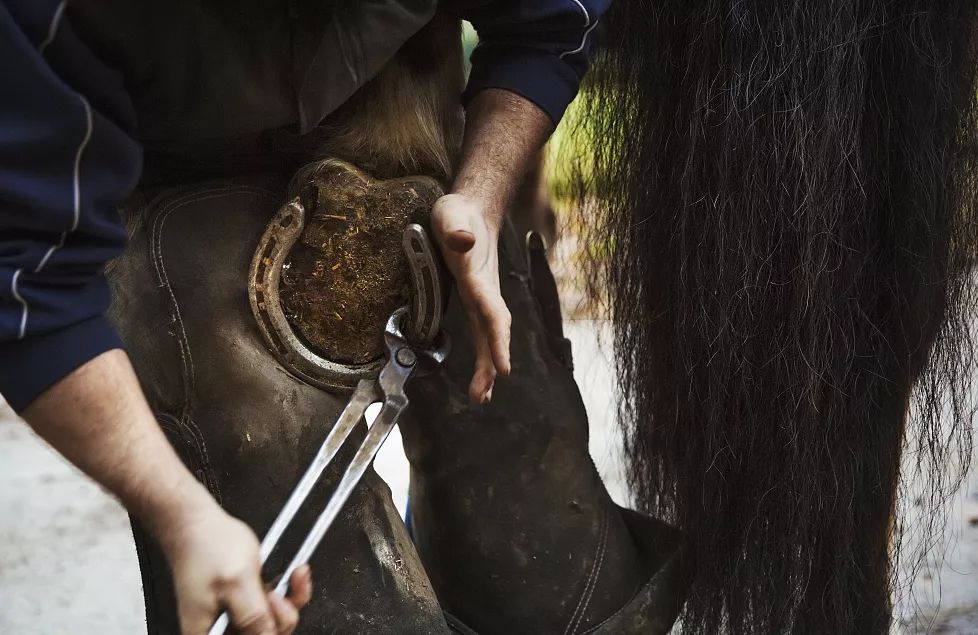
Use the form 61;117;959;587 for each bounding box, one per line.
570;2;978;632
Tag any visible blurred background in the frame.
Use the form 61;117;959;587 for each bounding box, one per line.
1;321;976;634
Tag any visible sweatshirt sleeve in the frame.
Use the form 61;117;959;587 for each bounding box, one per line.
448;0;611;124
0;2;142;412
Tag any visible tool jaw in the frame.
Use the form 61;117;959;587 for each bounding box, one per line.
383;306;451;381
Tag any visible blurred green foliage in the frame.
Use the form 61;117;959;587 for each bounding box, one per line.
546;97;589;203
462;22;477;76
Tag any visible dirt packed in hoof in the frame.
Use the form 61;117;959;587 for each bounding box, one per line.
279;160;443;365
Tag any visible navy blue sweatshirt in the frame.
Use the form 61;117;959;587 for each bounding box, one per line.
0;0;609;412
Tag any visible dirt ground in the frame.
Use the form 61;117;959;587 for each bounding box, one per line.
1;322;976;634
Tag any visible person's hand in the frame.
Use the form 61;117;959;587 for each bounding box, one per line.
159;504;313;635
432;193;512;403
20;350;312;634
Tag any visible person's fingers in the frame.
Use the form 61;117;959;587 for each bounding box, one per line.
432;191;508;399
475;291;511;376
432;195;478;253
269;593;300;635
286;565;313;610
469;350;496;403
178;598;219;635
223;571;276;635
462;300;497;403
445;228;477;253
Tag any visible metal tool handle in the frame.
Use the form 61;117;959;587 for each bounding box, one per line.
272;395;407;596
207;379;383;635
207;310;445;635
207;220;449;635
208;612;230;635
270;309;421;594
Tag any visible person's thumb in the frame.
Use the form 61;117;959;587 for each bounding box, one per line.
224;571;276;635
433;194;478;253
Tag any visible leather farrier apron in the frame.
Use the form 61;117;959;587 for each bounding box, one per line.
79;2;686;632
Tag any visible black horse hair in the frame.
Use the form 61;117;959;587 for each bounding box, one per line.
569;2;978;632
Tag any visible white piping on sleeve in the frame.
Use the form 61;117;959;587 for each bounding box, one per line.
34;234;66;273
71;96;93;232
38;1;67;54
568;0;591;27
11;270;29;340
34;95;91;275
560;18;600;59
17;4;92;340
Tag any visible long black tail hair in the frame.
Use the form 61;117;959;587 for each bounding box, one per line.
569;2;978;632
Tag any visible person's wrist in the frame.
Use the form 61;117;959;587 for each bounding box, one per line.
138;476;221;554
444;190;504;234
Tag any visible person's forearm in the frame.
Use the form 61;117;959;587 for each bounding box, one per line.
21;348;311;633
453;89;554;226
21;349;214;545
432;89;555;401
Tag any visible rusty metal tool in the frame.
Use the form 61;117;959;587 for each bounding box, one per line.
208;225;449;635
